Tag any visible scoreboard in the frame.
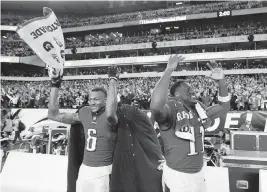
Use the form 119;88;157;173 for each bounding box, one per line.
218;10;232;17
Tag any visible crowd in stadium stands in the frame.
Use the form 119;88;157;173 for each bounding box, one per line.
1;19;267;57
65;21;267;48
1;40;34;57
1;74;267;111
1;70;44;77
1;1;266;27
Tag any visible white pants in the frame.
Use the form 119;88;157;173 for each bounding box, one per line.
76;163;112;192
162;163;206;192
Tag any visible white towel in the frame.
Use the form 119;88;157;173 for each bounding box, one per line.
195;102;208;122
16;7;65;75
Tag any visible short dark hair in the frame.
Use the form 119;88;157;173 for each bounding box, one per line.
170;80;186;96
91;87;107;97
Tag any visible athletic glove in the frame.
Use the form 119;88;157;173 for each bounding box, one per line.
108;66;120;81
48;67;63;88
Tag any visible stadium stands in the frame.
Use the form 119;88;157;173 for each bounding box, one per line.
1;1;267;112
1;74;267;110
1;19;267;57
1;1;266;27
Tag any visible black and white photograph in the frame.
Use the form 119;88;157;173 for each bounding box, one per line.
0;0;267;192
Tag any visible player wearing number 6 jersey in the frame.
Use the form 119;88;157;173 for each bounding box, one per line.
47;67;116;192
150;56;230;192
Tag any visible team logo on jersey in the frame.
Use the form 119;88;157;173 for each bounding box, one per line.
92;116;97;124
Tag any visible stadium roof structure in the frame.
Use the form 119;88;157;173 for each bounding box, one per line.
1;0;167;16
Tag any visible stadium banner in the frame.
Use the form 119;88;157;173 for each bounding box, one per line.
0;25;17;31
16;7;65;72
0;56;20;63
139;15;186;25
64;34;267;54
232;7;267;16
63;23;123;33
9;109;267;133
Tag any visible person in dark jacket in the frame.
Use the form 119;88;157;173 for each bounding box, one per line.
106;67;164;192
67;121;85;192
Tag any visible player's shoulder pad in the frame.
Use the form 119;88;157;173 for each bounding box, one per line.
118;104;137;113
75;105;90;124
76;104;90;114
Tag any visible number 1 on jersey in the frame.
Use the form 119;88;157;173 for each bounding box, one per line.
188;126;205;155
86;129;97;151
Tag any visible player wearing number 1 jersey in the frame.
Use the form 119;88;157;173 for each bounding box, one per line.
150;55;230;192
47;68;116;192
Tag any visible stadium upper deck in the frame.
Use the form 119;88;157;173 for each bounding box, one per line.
1;1;266;28
2;13;267;56
1;1;267;77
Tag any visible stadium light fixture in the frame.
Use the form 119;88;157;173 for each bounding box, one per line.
176;2;183;5
165;27;170;30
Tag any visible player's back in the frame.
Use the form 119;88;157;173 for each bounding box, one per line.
78;106;117;167
159;100;204;173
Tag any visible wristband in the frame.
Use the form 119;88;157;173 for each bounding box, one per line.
51;79;62;88
218;94;230;102
109;77;118;81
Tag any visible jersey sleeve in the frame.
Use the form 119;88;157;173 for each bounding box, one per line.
157;101;175;131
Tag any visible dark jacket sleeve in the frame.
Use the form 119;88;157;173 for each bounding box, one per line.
67;109;85;192
111;105;163;192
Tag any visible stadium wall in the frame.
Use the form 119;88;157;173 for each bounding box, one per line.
1;50;266;68
64;34;267;54
1;68;267;81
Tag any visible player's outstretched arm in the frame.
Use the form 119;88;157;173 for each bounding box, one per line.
47;68;80;125
150;55;184;122
205;61;231;120
106;66;119;126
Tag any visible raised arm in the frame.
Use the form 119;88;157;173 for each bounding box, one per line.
205;61;231;120
106;66;119;126
47;68;79;125
150;55;184;122
48;87;80;124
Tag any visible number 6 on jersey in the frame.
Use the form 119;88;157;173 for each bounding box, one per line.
86;129;97;151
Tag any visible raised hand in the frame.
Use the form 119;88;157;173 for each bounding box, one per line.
166;54;185;71
108;65;121;80
205;60;224;80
